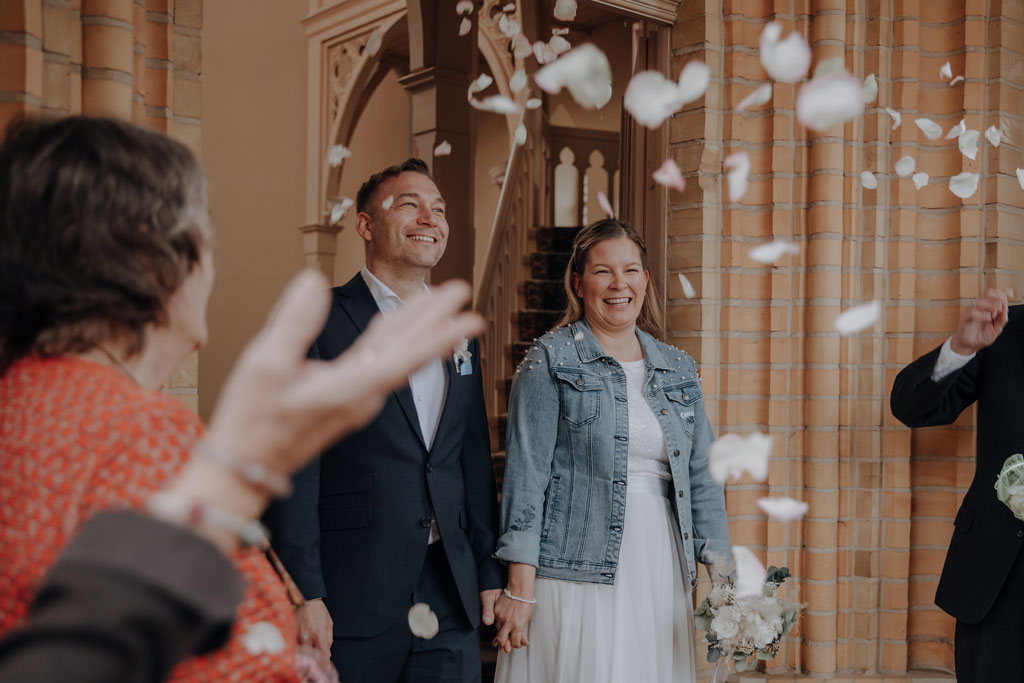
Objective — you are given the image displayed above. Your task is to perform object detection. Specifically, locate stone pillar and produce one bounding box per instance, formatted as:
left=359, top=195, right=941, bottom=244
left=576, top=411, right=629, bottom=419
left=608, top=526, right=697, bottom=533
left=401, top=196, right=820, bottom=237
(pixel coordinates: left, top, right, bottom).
left=299, top=223, right=343, bottom=280
left=80, top=0, right=133, bottom=118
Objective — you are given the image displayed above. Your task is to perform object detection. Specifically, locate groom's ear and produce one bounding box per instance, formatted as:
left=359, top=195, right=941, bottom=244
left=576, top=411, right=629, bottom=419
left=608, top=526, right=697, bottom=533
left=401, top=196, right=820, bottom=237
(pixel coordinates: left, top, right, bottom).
left=354, top=211, right=373, bottom=243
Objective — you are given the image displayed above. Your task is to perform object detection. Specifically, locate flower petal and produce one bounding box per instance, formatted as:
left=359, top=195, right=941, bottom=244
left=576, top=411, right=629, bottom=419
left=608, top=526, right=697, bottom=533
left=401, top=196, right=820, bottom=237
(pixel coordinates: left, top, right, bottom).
left=759, top=22, right=812, bottom=83
left=468, top=73, right=493, bottom=97
left=381, top=195, right=394, bottom=210
left=327, top=144, right=351, bottom=168
left=514, top=124, right=527, bottom=146
left=549, top=35, right=571, bottom=57
left=1017, top=168, right=1024, bottom=190
left=241, top=621, right=286, bottom=655
left=470, top=95, right=521, bottom=114
left=458, top=17, right=472, bottom=37
left=533, top=40, right=557, bottom=64
left=958, top=129, right=979, bottom=160
left=944, top=118, right=965, bottom=140
left=812, top=56, right=846, bottom=79
left=534, top=44, right=612, bottom=110
left=525, top=98, right=542, bottom=110
left=708, top=433, right=772, bottom=484
left=498, top=14, right=519, bottom=38
left=677, top=61, right=710, bottom=104
left=862, top=73, right=877, bottom=103
left=860, top=170, right=878, bottom=189
left=914, top=117, right=943, bottom=140
left=894, top=155, right=915, bottom=178
left=796, top=74, right=865, bottom=132
left=912, top=171, right=929, bottom=190
left=732, top=546, right=768, bottom=599
left=598, top=190, right=613, bottom=217
left=885, top=107, right=902, bottom=130
left=512, top=33, right=532, bottom=59
left=509, top=69, right=527, bottom=93
left=757, top=497, right=810, bottom=522
left=834, top=300, right=881, bottom=335
left=408, top=603, right=440, bottom=639
left=433, top=140, right=452, bottom=156
left=940, top=61, right=952, bottom=80
left=623, top=71, right=686, bottom=128
left=503, top=2, right=515, bottom=11
left=737, top=83, right=772, bottom=112
left=724, top=152, right=751, bottom=203
left=456, top=0, right=474, bottom=15
left=653, top=158, right=686, bottom=192
left=949, top=171, right=980, bottom=199
left=985, top=125, right=1002, bottom=148
left=950, top=75, right=965, bottom=86
left=677, top=273, right=696, bottom=299
left=553, top=0, right=577, bottom=21
left=749, top=239, right=800, bottom=264
left=365, top=28, right=383, bottom=58
left=327, top=197, right=354, bottom=226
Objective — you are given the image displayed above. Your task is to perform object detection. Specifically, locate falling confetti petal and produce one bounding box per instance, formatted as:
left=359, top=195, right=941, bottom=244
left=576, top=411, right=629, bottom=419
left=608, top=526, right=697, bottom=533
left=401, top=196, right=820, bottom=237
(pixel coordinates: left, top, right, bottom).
left=944, top=119, right=965, bottom=140
left=914, top=117, right=943, bottom=140
left=533, top=40, right=558, bottom=64
left=732, top=547, right=768, bottom=599
left=470, top=95, right=521, bottom=114
left=327, top=144, right=351, bottom=167
left=512, top=33, right=532, bottom=59
left=885, top=107, right=902, bottom=130
left=834, top=300, right=881, bottom=335
left=677, top=273, right=696, bottom=299
left=862, top=73, right=878, bottom=103
left=912, top=171, right=929, bottom=190
left=381, top=195, right=394, bottom=210
left=652, top=158, right=686, bottom=192
left=749, top=239, right=800, bottom=264
left=458, top=17, right=472, bottom=36
left=724, top=152, right=751, bottom=203
left=940, top=61, right=952, bottom=80
left=949, top=172, right=980, bottom=199
left=597, top=191, right=613, bottom=217
left=456, top=0, right=474, bottom=15
left=624, top=72, right=688, bottom=128
left=1018, top=169, right=1024, bottom=189
left=509, top=69, right=527, bottom=93
left=573, top=330, right=584, bottom=341
left=985, top=125, right=1002, bottom=147
left=677, top=61, right=711, bottom=104
left=549, top=35, right=571, bottom=56
left=553, top=0, right=577, bottom=21
left=514, top=124, right=527, bottom=146
left=553, top=27, right=569, bottom=36
left=498, top=14, right=520, bottom=38
left=408, top=603, right=439, bottom=639
left=241, top=621, right=286, bottom=655
left=737, top=83, right=772, bottom=112
left=525, top=98, right=542, bottom=109
left=894, top=155, right=915, bottom=178
left=860, top=170, right=878, bottom=189
left=950, top=75, right=964, bottom=86
left=958, top=129, right=979, bottom=160
left=434, top=140, right=452, bottom=156
left=468, top=73, right=493, bottom=96
left=328, top=197, right=354, bottom=226
left=812, top=57, right=845, bottom=79
left=503, top=2, right=515, bottom=10
left=534, top=44, right=612, bottom=110
left=757, top=497, right=810, bottom=522
left=759, top=22, right=812, bottom=83
left=365, top=28, right=383, bottom=58
left=796, top=74, right=865, bottom=132
left=709, top=433, right=772, bottom=484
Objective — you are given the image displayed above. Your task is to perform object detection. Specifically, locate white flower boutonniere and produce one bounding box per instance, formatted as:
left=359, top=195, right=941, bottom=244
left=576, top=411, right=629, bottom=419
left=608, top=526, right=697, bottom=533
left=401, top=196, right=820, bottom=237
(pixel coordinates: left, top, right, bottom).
left=454, top=338, right=472, bottom=375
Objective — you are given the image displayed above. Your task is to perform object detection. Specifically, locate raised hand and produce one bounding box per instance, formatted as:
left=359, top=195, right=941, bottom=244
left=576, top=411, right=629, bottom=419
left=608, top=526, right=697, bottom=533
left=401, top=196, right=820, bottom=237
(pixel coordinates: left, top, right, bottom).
left=950, top=288, right=1013, bottom=355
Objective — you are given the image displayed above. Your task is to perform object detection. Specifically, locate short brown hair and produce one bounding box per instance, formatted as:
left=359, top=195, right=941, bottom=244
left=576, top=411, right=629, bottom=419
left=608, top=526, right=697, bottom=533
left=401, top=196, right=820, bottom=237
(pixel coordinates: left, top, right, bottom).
left=555, top=218, right=664, bottom=337
left=0, top=115, right=210, bottom=374
left=356, top=157, right=430, bottom=215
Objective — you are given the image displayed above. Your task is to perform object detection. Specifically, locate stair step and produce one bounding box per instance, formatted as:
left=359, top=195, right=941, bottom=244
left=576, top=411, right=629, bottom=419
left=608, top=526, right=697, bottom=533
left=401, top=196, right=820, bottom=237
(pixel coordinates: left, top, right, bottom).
left=524, top=279, right=567, bottom=311
left=512, top=341, right=532, bottom=365
left=519, top=310, right=562, bottom=341
left=530, top=252, right=572, bottom=280
left=535, top=225, right=584, bottom=252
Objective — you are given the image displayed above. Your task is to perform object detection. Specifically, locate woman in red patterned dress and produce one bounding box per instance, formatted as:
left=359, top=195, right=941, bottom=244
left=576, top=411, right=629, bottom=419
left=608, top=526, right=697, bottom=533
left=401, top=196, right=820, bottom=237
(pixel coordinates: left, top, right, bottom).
left=0, top=116, right=301, bottom=682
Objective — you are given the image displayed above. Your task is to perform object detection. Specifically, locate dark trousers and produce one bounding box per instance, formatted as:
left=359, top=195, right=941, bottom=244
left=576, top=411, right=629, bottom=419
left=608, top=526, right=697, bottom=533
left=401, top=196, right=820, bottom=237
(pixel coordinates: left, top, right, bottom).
left=954, top=544, right=1024, bottom=682
left=331, top=542, right=481, bottom=683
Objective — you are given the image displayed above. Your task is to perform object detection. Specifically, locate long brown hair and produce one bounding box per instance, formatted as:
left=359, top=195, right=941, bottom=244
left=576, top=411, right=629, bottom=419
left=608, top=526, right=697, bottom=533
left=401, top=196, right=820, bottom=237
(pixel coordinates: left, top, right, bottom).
left=555, top=218, right=664, bottom=336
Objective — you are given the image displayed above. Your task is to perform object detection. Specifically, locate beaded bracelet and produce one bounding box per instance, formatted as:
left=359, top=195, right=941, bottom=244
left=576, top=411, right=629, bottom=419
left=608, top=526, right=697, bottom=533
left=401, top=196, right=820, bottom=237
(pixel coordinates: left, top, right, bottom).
left=193, top=440, right=293, bottom=499
left=503, top=588, right=537, bottom=605
left=148, top=492, right=270, bottom=549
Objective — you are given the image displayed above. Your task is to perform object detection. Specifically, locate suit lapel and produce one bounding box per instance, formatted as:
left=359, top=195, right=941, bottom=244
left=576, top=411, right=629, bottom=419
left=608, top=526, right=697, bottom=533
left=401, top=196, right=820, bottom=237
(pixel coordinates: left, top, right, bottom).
left=429, top=355, right=461, bottom=457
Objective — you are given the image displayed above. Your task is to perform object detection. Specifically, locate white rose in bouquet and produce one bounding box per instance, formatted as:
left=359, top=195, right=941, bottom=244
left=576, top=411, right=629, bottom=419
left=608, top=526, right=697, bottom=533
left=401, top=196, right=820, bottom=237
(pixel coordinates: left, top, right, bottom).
left=711, top=605, right=740, bottom=640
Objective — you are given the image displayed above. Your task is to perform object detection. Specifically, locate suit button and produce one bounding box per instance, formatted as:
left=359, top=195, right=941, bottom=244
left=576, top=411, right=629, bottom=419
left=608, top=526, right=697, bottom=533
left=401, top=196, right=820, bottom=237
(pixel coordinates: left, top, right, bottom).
left=660, top=408, right=668, bottom=415
left=1018, top=530, right=1023, bottom=539
left=426, top=464, right=434, bottom=474
left=419, top=516, right=432, bottom=528
left=673, top=449, right=680, bottom=457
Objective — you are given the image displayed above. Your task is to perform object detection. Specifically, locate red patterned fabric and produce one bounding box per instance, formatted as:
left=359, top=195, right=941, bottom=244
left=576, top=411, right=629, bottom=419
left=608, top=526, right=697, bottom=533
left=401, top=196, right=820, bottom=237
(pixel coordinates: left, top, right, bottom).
left=0, top=356, right=300, bottom=682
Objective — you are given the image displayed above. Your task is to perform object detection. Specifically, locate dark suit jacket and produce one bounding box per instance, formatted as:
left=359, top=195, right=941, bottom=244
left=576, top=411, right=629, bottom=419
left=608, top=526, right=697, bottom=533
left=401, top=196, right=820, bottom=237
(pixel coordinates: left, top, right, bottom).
left=890, top=304, right=1024, bottom=624
left=265, top=273, right=504, bottom=638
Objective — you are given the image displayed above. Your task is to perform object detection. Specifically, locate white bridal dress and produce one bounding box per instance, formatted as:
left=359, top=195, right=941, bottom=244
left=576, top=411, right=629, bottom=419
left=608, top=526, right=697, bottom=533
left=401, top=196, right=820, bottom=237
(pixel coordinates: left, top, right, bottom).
left=495, top=360, right=697, bottom=683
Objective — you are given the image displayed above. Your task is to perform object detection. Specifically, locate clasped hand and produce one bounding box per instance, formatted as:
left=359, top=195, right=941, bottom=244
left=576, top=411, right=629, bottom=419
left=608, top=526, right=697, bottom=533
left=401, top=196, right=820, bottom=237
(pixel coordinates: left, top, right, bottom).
left=950, top=288, right=1013, bottom=355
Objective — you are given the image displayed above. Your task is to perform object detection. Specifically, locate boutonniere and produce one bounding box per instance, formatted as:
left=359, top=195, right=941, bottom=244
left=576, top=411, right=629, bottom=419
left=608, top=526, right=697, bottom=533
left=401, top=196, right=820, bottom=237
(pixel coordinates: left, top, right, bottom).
left=454, top=338, right=472, bottom=375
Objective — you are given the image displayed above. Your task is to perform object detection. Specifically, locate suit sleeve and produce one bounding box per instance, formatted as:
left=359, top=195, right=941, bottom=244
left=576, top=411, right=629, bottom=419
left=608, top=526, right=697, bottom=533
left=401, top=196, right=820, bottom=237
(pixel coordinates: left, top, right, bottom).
left=263, top=339, right=327, bottom=600
left=890, top=342, right=982, bottom=428
left=460, top=338, right=506, bottom=591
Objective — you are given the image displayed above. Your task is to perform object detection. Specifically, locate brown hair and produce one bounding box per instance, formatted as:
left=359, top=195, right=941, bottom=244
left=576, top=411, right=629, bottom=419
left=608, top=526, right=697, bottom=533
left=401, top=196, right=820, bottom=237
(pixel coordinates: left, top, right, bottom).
left=356, top=157, right=431, bottom=215
left=555, top=218, right=664, bottom=336
left=0, top=115, right=210, bottom=374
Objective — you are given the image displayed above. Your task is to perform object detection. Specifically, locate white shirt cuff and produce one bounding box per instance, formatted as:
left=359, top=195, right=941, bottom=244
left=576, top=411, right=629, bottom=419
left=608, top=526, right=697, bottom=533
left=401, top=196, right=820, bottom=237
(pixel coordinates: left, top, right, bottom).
left=931, top=337, right=975, bottom=382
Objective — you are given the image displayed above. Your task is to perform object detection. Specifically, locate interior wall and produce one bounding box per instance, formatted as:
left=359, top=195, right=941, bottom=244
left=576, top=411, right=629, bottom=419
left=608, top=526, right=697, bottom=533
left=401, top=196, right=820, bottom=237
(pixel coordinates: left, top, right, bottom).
left=472, top=107, right=511, bottom=289
left=199, top=0, right=307, bottom=420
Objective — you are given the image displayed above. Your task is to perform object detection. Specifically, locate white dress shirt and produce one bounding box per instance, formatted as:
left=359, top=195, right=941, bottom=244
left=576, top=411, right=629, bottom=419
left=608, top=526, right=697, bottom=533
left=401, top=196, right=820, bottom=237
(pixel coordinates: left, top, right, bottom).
left=931, top=337, right=976, bottom=382
left=362, top=268, right=448, bottom=544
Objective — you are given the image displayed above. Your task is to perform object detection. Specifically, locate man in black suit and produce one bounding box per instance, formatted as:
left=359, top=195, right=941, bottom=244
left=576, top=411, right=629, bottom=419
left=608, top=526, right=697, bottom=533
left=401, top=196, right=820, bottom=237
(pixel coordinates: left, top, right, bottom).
left=891, top=287, right=1021, bottom=682
left=266, top=159, right=504, bottom=682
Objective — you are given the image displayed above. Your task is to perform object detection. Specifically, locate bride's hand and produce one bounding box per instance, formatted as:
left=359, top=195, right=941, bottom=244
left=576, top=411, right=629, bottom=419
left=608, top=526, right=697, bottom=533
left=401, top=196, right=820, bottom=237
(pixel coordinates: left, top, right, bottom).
left=492, top=593, right=532, bottom=652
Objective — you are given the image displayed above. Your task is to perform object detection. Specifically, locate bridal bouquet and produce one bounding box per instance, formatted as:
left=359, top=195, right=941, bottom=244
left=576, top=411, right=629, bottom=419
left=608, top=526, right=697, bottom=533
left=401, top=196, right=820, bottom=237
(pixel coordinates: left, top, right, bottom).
left=995, top=453, right=1024, bottom=521
left=694, top=566, right=800, bottom=675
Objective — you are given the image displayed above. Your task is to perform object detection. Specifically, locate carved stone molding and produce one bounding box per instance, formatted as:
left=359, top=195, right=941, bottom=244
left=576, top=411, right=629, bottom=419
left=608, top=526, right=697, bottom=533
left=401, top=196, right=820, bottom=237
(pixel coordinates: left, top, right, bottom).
left=297, top=223, right=343, bottom=279
left=588, top=0, right=680, bottom=25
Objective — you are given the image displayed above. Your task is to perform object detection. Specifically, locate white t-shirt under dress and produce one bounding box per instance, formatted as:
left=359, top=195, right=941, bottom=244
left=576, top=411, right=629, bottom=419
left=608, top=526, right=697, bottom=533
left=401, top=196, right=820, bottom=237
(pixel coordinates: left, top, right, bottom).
left=495, top=360, right=697, bottom=683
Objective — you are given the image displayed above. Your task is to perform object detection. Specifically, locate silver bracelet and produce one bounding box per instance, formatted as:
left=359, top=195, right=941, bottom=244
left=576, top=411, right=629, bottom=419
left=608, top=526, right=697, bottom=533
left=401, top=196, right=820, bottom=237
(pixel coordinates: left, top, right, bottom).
left=503, top=588, right=537, bottom=605
left=193, top=440, right=293, bottom=499
left=148, top=491, right=270, bottom=549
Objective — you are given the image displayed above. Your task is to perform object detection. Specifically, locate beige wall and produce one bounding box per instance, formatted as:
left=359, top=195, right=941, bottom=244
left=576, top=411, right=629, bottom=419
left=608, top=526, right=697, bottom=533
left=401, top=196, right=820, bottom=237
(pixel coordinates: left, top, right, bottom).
left=199, top=0, right=307, bottom=420
left=472, top=108, right=510, bottom=289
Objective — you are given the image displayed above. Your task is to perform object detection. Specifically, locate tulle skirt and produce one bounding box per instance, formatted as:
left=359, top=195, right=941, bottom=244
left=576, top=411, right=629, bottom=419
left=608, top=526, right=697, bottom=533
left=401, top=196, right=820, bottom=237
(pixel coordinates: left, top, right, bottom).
left=495, top=474, right=697, bottom=683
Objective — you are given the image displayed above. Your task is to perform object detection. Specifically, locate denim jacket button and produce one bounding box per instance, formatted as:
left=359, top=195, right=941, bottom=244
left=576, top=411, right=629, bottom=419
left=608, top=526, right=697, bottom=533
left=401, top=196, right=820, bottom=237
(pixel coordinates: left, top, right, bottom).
left=660, top=408, right=668, bottom=415
left=603, top=573, right=614, bottom=578
left=612, top=526, right=622, bottom=532
left=576, top=377, right=583, bottom=386
left=677, top=490, right=685, bottom=498
left=684, top=532, right=689, bottom=540
left=673, top=449, right=680, bottom=457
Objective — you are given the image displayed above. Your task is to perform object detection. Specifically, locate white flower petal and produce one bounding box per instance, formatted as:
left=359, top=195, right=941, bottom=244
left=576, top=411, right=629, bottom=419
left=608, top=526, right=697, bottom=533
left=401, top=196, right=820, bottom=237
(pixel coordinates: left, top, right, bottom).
left=749, top=239, right=800, bottom=264
left=677, top=61, right=710, bottom=104
left=885, top=107, right=902, bottom=130
left=912, top=171, right=929, bottom=190
left=327, top=197, right=354, bottom=226
left=813, top=56, right=846, bottom=79
left=525, top=98, right=542, bottom=110
left=944, top=119, right=965, bottom=140
left=365, top=27, right=383, bottom=58
left=708, top=432, right=772, bottom=484
left=468, top=73, right=493, bottom=97
left=950, top=75, right=965, bottom=86
left=433, top=140, right=452, bottom=156
left=553, top=0, right=577, bottom=21
left=1017, top=168, right=1024, bottom=190
left=458, top=17, right=472, bottom=37
left=757, top=496, right=810, bottom=522
left=652, top=158, right=686, bottom=192
left=503, top=3, right=515, bottom=11
left=985, top=125, right=1002, bottom=148
left=498, top=14, right=520, bottom=38
left=940, top=61, right=952, bottom=80
left=533, top=40, right=558, bottom=65
left=958, top=129, right=979, bottom=160
left=598, top=190, right=613, bottom=217
left=894, top=155, right=915, bottom=178
left=456, top=0, right=474, bottom=15
left=949, top=171, right=980, bottom=199
left=381, top=195, right=394, bottom=210
left=552, top=27, right=569, bottom=36
left=509, top=69, right=527, bottom=93
left=737, top=83, right=772, bottom=112
left=623, top=71, right=687, bottom=128
left=862, top=73, right=877, bottom=103
left=512, top=33, right=532, bottom=59
left=860, top=170, right=878, bottom=189
left=796, top=74, right=865, bottom=132
left=677, top=273, right=696, bottom=299
left=470, top=95, right=521, bottom=114
left=732, top=546, right=768, bottom=599
left=724, top=152, right=751, bottom=202
left=241, top=621, right=286, bottom=655
left=534, top=44, right=612, bottom=110
left=759, top=22, right=812, bottom=83
left=408, top=603, right=439, bottom=639
left=914, top=117, right=943, bottom=140
left=327, top=144, right=351, bottom=168
left=514, top=123, right=527, bottom=146
left=548, top=35, right=571, bottom=57
left=834, top=300, right=881, bottom=335
left=573, top=330, right=584, bottom=341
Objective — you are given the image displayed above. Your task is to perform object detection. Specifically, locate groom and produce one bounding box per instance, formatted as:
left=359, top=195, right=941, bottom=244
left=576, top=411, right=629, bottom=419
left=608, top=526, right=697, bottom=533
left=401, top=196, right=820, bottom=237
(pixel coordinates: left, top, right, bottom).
left=266, top=159, right=504, bottom=682
left=890, top=287, right=1021, bottom=682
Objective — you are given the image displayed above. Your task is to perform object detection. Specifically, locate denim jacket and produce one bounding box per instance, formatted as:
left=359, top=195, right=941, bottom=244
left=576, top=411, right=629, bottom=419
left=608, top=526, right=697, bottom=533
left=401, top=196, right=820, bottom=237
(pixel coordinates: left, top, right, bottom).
left=495, top=320, right=730, bottom=590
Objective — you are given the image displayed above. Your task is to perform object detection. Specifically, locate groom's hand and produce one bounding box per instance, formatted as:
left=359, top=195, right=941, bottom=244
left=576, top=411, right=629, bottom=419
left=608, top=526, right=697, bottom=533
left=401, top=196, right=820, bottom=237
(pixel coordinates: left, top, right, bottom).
left=951, top=288, right=1013, bottom=355
left=296, top=598, right=333, bottom=656
left=480, top=589, right=502, bottom=626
